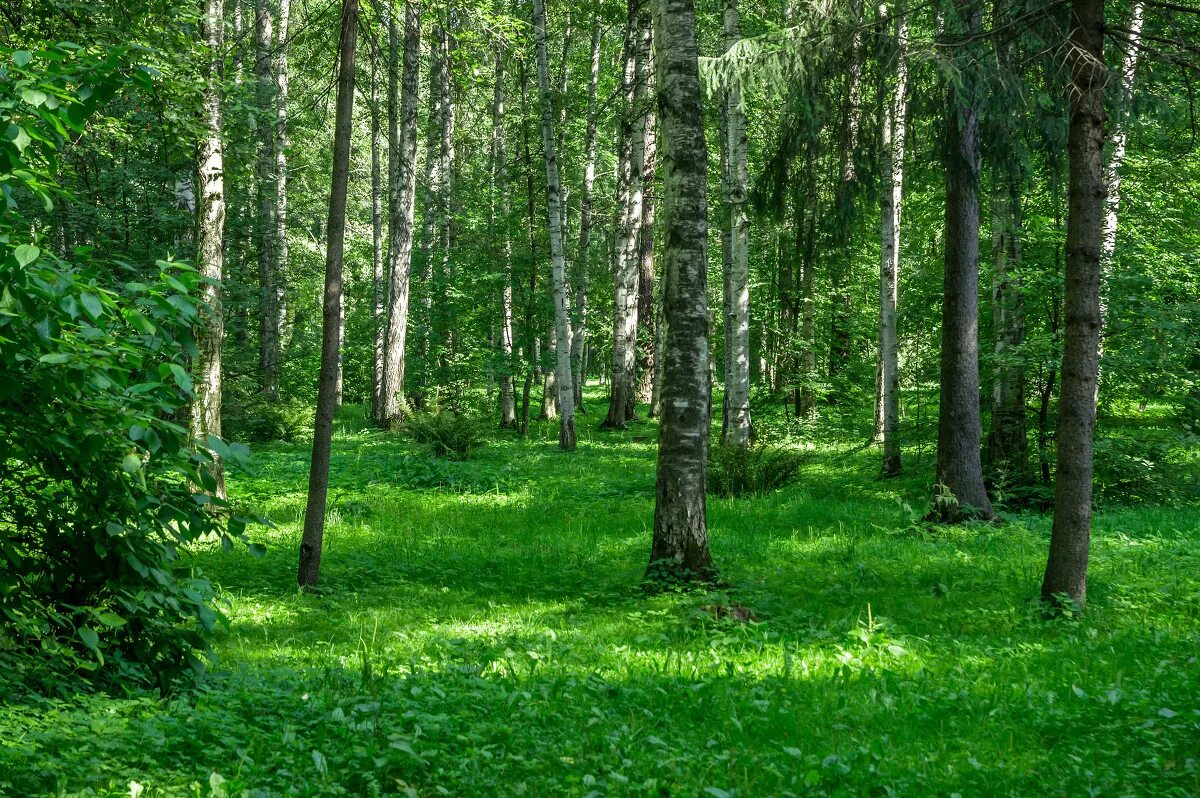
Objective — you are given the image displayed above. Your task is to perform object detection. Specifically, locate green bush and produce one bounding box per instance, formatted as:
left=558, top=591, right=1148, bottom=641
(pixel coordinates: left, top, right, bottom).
left=223, top=386, right=314, bottom=443
left=708, top=443, right=805, bottom=498
left=405, top=411, right=485, bottom=461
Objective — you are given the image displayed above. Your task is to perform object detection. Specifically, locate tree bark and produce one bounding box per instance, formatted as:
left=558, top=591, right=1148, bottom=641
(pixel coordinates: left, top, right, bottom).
left=986, top=168, right=1029, bottom=474
left=255, top=0, right=283, bottom=401
left=380, top=0, right=421, bottom=428
left=635, top=29, right=658, bottom=407
left=602, top=2, right=646, bottom=430
left=1042, top=0, right=1105, bottom=606
left=647, top=0, right=715, bottom=583
left=493, top=35, right=518, bottom=428
left=533, top=0, right=577, bottom=450
left=931, top=0, right=994, bottom=521
left=370, top=19, right=384, bottom=420
left=720, top=0, right=751, bottom=451
left=572, top=16, right=602, bottom=413
left=192, top=0, right=227, bottom=500
left=877, top=4, right=908, bottom=476
left=298, top=0, right=357, bottom=589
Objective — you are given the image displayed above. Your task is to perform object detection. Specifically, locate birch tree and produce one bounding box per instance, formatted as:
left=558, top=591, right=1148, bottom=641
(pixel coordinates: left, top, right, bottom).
left=191, top=0, right=227, bottom=499
left=647, top=0, right=715, bottom=583
left=533, top=0, right=577, bottom=450
left=493, top=34, right=518, bottom=428
left=572, top=16, right=602, bottom=412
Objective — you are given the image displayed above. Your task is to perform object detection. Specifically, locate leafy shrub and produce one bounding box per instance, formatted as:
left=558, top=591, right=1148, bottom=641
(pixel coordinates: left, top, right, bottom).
left=405, top=411, right=485, bottom=460
left=1093, top=433, right=1200, bottom=507
left=708, top=443, right=805, bottom=497
left=223, top=386, right=314, bottom=443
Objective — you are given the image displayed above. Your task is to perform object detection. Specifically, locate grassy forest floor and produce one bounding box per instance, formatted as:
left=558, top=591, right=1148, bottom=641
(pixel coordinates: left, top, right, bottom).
left=4, top=391, right=1200, bottom=796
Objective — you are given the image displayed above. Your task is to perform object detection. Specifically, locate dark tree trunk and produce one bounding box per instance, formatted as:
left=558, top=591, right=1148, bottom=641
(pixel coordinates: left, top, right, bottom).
left=298, top=0, right=357, bottom=589
left=1042, top=0, right=1105, bottom=607
left=646, top=0, right=716, bottom=583
left=930, top=0, right=994, bottom=522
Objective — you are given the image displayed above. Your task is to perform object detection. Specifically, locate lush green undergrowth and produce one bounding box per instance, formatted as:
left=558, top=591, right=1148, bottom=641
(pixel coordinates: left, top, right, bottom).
left=4, top=397, right=1200, bottom=796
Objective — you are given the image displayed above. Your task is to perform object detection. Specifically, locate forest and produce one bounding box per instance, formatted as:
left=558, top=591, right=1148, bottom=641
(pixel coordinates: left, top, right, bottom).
left=2, top=0, right=1199, bottom=793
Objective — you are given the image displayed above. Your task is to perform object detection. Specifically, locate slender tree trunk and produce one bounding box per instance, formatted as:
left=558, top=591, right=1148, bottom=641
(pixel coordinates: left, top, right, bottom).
left=370, top=22, right=384, bottom=420
left=1097, top=0, right=1144, bottom=387
left=986, top=168, right=1029, bottom=474
left=1042, top=0, right=1105, bottom=606
left=436, top=20, right=456, bottom=386
left=602, top=3, right=645, bottom=430
left=493, top=36, right=518, bottom=428
left=931, top=0, right=994, bottom=521
left=720, top=0, right=751, bottom=450
left=877, top=4, right=908, bottom=476
left=796, top=157, right=818, bottom=417
left=573, top=16, right=602, bottom=413
left=635, top=33, right=658, bottom=407
left=192, top=0, right=227, bottom=499
left=648, top=283, right=665, bottom=417
left=533, top=0, right=577, bottom=450
left=647, top=0, right=715, bottom=583
left=380, top=0, right=421, bottom=428
left=255, top=0, right=282, bottom=400
left=274, top=0, right=290, bottom=369
left=298, top=0, right=357, bottom=588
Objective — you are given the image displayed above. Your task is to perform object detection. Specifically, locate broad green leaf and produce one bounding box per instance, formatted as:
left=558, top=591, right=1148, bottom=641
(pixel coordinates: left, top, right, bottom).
left=78, top=626, right=99, bottom=650
left=13, top=244, right=40, bottom=267
left=80, top=292, right=103, bottom=320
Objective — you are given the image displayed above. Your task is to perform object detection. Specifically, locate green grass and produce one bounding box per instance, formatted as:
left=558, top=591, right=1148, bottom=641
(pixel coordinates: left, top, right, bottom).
left=4, top=396, right=1200, bottom=797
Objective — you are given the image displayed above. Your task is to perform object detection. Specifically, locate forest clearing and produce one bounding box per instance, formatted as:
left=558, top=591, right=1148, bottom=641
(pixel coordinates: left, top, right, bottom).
left=2, top=0, right=1200, bottom=794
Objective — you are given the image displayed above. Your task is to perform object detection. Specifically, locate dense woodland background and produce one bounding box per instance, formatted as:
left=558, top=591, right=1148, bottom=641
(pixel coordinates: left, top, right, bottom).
left=2, top=0, right=1200, bottom=793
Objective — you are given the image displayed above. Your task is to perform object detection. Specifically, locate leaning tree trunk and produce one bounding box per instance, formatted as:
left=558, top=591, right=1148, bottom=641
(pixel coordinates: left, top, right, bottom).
left=931, top=0, right=994, bottom=522
left=572, top=16, right=602, bottom=413
left=1097, top=0, right=1144, bottom=387
left=298, top=0, right=357, bottom=589
left=602, top=3, right=646, bottom=430
left=720, top=0, right=751, bottom=450
left=1041, top=0, right=1105, bottom=607
left=192, top=0, right=227, bottom=500
left=533, top=0, right=577, bottom=450
left=493, top=37, right=518, bottom=428
left=877, top=3, right=908, bottom=476
left=380, top=0, right=421, bottom=428
left=647, top=0, right=716, bottom=583
left=255, top=0, right=283, bottom=400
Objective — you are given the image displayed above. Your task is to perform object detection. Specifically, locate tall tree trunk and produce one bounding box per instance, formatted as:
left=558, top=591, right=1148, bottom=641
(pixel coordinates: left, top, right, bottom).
left=827, top=0, right=864, bottom=392
left=437, top=20, right=457, bottom=387
left=1097, top=0, right=1144, bottom=386
left=380, top=0, right=421, bottom=428
left=986, top=168, right=1029, bottom=474
left=635, top=33, right=658, bottom=407
left=931, top=0, right=994, bottom=521
left=796, top=152, right=818, bottom=417
left=533, top=0, right=577, bottom=450
left=192, top=0, right=227, bottom=500
left=602, top=2, right=646, bottom=430
left=1042, top=0, right=1105, bottom=606
left=255, top=0, right=282, bottom=400
left=572, top=17, right=602, bottom=413
left=720, top=0, right=751, bottom=450
left=370, top=20, right=384, bottom=421
left=647, top=0, right=715, bottom=583
left=877, top=4, right=908, bottom=476
left=493, top=36, right=518, bottom=428
left=274, top=0, right=290, bottom=371
left=298, top=0, right=357, bottom=588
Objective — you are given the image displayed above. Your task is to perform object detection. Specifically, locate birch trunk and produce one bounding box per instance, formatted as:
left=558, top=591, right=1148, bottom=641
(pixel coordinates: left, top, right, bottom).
left=533, top=0, right=577, bottom=450
left=635, top=29, right=658, bottom=407
left=370, top=23, right=384, bottom=420
left=298, top=0, right=357, bottom=588
left=493, top=38, right=518, bottom=428
left=192, top=0, right=227, bottom=499
left=380, top=0, right=421, bottom=428
left=572, top=16, right=602, bottom=412
left=720, top=0, right=751, bottom=450
left=647, top=0, right=715, bottom=583
left=1097, top=0, right=1144, bottom=385
left=255, top=0, right=282, bottom=400
left=931, top=0, right=994, bottom=521
left=1042, top=0, right=1105, bottom=606
left=877, top=5, right=908, bottom=476
left=602, top=3, right=645, bottom=430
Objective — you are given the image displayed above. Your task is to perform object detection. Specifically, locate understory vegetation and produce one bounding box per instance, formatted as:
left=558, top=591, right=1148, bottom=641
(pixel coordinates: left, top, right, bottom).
left=3, top=395, right=1199, bottom=797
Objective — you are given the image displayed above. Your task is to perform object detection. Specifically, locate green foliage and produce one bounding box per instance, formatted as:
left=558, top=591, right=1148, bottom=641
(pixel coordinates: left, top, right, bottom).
left=405, top=410, right=485, bottom=461
left=708, top=442, right=804, bottom=497
left=222, top=383, right=314, bottom=443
